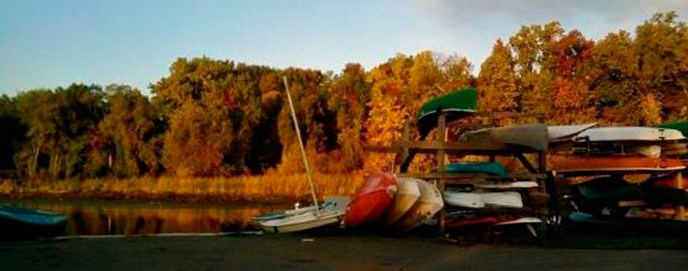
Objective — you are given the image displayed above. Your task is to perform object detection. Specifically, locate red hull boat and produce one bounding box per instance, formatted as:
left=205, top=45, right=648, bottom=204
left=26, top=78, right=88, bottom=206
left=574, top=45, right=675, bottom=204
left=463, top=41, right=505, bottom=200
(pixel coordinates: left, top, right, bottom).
left=344, top=172, right=397, bottom=228
left=550, top=155, right=685, bottom=174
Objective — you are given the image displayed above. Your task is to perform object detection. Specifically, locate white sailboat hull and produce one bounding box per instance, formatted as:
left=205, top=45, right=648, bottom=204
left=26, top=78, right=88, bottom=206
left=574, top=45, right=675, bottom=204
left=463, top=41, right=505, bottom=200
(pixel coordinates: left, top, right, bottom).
left=260, top=210, right=342, bottom=233
left=382, top=177, right=421, bottom=226
left=394, top=179, right=444, bottom=231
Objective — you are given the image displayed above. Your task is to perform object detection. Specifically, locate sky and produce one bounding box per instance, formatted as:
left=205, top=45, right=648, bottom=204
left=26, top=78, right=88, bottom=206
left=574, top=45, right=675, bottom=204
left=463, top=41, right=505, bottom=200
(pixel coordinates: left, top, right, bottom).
left=1, top=0, right=687, bottom=95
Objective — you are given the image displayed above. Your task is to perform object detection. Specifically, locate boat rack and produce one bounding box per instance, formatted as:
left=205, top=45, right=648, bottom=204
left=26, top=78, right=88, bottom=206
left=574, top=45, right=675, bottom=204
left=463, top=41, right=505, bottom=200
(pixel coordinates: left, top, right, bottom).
left=364, top=112, right=560, bottom=232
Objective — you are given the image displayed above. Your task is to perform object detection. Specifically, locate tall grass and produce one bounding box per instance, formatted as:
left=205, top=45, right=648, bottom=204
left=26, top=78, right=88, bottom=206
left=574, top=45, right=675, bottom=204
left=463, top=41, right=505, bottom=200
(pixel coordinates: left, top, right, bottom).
left=0, top=172, right=365, bottom=204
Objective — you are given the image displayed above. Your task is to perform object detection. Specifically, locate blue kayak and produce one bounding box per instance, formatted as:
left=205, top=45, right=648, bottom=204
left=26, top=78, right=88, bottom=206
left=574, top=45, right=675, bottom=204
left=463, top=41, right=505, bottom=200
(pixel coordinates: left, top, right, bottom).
left=0, top=205, right=67, bottom=239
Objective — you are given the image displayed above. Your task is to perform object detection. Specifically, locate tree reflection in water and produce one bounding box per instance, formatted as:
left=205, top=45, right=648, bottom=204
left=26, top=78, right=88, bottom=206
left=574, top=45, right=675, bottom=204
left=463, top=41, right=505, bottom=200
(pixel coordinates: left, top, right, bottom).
left=9, top=200, right=276, bottom=235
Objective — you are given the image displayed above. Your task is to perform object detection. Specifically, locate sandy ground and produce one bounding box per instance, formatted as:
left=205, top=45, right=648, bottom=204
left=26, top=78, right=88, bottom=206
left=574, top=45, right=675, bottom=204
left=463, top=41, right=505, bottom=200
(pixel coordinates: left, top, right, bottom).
left=1, top=233, right=686, bottom=271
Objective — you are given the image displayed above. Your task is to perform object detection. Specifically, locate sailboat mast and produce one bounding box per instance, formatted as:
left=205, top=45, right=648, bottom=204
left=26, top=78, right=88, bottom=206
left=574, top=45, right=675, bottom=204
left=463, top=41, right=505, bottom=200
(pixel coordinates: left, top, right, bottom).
left=282, top=76, right=320, bottom=213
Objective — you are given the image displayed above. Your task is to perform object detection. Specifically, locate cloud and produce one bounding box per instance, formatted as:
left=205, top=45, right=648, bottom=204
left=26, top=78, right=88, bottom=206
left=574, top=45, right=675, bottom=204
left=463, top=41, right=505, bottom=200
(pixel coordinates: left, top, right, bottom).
left=415, top=0, right=688, bottom=34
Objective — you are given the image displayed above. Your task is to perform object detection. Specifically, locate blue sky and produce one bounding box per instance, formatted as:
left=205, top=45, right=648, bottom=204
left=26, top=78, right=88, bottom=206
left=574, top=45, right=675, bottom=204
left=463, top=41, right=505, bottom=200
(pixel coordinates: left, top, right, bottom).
left=1, top=0, right=686, bottom=95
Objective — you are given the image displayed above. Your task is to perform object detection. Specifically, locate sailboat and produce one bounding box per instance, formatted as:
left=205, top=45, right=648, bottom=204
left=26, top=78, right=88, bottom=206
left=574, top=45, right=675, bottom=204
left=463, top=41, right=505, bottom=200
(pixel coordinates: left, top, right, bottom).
left=258, top=77, right=346, bottom=233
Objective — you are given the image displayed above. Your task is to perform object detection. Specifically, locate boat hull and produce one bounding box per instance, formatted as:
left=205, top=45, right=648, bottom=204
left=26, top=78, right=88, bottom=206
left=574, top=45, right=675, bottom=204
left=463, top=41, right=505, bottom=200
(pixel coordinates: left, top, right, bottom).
left=394, top=179, right=444, bottom=231
left=0, top=206, right=67, bottom=239
left=443, top=192, right=484, bottom=208
left=381, top=177, right=421, bottom=226
left=460, top=124, right=548, bottom=151
left=443, top=191, right=523, bottom=209
left=551, top=155, right=685, bottom=174
left=548, top=123, right=597, bottom=142
left=260, top=210, right=341, bottom=233
left=344, top=172, right=397, bottom=228
left=574, top=127, right=686, bottom=142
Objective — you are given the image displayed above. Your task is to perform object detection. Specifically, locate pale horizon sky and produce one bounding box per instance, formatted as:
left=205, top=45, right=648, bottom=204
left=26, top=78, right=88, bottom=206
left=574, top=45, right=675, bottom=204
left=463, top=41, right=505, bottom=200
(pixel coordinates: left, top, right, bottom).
left=1, top=0, right=687, bottom=95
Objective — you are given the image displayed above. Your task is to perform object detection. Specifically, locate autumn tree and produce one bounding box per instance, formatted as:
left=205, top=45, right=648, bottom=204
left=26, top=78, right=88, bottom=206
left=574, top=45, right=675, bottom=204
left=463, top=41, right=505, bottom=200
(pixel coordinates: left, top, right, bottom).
left=153, top=58, right=274, bottom=176
left=509, top=22, right=564, bottom=122
left=546, top=30, right=596, bottom=123
left=590, top=31, right=640, bottom=124
left=84, top=84, right=163, bottom=177
left=276, top=68, right=339, bottom=173
left=327, top=63, right=370, bottom=171
left=634, top=11, right=688, bottom=123
left=478, top=39, right=518, bottom=125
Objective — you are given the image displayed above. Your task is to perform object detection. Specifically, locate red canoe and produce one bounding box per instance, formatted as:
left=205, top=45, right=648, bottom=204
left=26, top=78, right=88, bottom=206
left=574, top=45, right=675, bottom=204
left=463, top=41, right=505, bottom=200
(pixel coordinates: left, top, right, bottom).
left=550, top=155, right=686, bottom=174
left=445, top=216, right=500, bottom=230
left=344, top=172, right=397, bottom=228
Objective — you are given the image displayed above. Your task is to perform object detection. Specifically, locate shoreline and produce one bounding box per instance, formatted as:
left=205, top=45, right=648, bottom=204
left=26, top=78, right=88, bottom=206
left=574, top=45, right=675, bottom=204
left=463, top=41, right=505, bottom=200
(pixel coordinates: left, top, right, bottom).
left=1, top=234, right=686, bottom=271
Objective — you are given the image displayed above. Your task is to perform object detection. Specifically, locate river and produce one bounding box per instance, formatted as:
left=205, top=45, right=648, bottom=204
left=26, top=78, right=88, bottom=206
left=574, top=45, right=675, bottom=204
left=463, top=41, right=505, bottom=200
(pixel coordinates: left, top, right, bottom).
left=3, top=199, right=285, bottom=235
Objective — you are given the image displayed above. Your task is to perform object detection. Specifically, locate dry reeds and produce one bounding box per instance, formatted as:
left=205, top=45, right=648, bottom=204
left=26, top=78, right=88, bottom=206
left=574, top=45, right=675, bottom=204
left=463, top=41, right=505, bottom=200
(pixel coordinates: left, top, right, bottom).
left=0, top=172, right=365, bottom=204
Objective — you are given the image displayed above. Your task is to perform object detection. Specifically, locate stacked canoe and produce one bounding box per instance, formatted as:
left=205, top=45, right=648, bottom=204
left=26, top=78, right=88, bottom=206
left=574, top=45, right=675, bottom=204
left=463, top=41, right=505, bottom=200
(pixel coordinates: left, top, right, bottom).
left=441, top=162, right=542, bottom=236
left=547, top=124, right=688, bottom=225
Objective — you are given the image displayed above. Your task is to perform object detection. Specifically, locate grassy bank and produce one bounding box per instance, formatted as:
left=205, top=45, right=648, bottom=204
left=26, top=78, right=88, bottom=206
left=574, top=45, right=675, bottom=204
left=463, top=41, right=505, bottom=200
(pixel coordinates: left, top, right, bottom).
left=0, top=172, right=365, bottom=204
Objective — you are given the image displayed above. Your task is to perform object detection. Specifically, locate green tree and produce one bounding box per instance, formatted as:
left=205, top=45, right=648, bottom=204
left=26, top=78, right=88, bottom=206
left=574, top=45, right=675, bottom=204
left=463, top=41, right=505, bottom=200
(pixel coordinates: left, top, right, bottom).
left=0, top=95, right=25, bottom=172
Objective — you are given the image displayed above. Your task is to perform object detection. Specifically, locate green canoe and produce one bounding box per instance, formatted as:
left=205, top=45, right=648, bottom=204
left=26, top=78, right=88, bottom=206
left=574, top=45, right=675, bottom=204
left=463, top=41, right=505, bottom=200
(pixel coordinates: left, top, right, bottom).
left=657, top=120, right=688, bottom=136
left=417, top=88, right=477, bottom=138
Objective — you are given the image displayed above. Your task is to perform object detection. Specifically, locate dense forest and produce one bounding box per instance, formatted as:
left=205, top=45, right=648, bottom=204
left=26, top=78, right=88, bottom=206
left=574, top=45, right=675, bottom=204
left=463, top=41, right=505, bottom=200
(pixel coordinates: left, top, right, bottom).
left=1, top=12, right=686, bottom=180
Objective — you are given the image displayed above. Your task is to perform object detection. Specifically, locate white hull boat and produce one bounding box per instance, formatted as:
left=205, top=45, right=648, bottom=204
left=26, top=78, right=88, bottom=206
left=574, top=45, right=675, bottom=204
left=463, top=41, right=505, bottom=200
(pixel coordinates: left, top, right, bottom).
left=394, top=178, right=444, bottom=231
left=443, top=191, right=484, bottom=208
left=474, top=181, right=538, bottom=189
left=260, top=208, right=343, bottom=233
left=480, top=191, right=523, bottom=208
left=548, top=123, right=597, bottom=142
left=253, top=197, right=349, bottom=222
left=382, top=177, right=421, bottom=226
left=575, top=127, right=686, bottom=142
left=443, top=191, right=524, bottom=209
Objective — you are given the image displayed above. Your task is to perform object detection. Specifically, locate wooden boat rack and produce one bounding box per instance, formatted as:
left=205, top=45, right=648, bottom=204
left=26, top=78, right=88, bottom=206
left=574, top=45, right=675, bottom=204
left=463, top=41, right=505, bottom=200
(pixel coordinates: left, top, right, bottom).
left=364, top=111, right=560, bottom=232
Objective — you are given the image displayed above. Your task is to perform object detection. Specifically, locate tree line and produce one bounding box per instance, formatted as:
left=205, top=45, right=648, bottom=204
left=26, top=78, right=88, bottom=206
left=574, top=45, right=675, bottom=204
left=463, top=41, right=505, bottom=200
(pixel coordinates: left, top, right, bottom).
left=0, top=12, right=686, bottom=179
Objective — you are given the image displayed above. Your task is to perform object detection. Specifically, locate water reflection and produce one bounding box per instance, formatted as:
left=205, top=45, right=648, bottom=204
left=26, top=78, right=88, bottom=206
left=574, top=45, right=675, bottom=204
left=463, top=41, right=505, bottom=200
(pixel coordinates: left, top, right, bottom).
left=6, top=200, right=279, bottom=236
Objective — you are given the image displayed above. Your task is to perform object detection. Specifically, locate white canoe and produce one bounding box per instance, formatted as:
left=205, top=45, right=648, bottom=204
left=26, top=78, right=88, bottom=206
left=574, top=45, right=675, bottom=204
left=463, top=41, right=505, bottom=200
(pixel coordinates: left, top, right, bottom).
left=575, top=127, right=686, bottom=142
left=480, top=192, right=523, bottom=208
left=474, top=181, right=539, bottom=189
left=548, top=123, right=597, bottom=142
left=394, top=178, right=444, bottom=231
left=443, top=191, right=484, bottom=208
left=381, top=177, right=421, bottom=226
left=260, top=209, right=343, bottom=233
left=494, top=217, right=542, bottom=225
left=443, top=191, right=524, bottom=209
left=460, top=124, right=549, bottom=151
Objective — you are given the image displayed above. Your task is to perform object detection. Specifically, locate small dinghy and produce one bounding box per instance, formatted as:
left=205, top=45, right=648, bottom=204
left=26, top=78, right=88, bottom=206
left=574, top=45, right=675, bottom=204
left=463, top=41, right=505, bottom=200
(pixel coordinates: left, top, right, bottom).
left=0, top=205, right=67, bottom=239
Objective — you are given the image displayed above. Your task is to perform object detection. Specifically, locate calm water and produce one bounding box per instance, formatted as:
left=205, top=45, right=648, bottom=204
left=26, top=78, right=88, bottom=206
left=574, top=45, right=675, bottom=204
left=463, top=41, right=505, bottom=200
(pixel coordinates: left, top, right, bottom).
left=3, top=199, right=282, bottom=236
